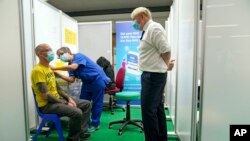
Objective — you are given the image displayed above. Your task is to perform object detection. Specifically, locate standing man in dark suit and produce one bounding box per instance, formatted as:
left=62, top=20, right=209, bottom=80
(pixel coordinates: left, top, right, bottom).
left=131, top=7, right=174, bottom=141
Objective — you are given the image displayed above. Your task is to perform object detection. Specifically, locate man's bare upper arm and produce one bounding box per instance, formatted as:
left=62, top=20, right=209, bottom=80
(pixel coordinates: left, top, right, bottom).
left=56, top=82, right=62, bottom=91
left=36, top=82, right=48, bottom=93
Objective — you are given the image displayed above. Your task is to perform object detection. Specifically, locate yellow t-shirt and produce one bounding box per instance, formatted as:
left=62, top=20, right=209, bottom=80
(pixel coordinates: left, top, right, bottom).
left=31, top=64, right=60, bottom=107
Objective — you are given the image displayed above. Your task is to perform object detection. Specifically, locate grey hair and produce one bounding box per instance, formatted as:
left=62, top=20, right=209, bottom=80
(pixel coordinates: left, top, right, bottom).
left=57, top=47, right=72, bottom=54
left=131, top=7, right=152, bottom=20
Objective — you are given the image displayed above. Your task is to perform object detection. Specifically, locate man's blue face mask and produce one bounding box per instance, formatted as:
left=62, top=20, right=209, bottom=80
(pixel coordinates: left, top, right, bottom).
left=60, top=53, right=68, bottom=62
left=46, top=51, right=54, bottom=62
left=133, top=21, right=140, bottom=30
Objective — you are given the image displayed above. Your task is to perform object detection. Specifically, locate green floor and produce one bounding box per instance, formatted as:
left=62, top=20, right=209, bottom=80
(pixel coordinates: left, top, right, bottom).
left=31, top=107, right=179, bottom=141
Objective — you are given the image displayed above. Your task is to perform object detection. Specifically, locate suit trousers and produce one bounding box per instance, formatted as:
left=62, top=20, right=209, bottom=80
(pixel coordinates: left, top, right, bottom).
left=141, top=71, right=168, bottom=141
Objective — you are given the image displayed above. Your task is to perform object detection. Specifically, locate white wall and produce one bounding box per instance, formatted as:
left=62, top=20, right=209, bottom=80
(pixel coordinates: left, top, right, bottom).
left=34, top=0, right=61, bottom=51
left=200, top=0, right=250, bottom=140
left=24, top=0, right=37, bottom=129
left=174, top=0, right=199, bottom=141
left=78, top=21, right=112, bottom=62
left=0, top=0, right=28, bottom=141
left=167, top=4, right=179, bottom=127
left=61, top=13, right=79, bottom=53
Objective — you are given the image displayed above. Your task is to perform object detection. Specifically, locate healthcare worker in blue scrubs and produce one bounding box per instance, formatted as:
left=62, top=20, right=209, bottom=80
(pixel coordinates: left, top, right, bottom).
left=53, top=47, right=110, bottom=132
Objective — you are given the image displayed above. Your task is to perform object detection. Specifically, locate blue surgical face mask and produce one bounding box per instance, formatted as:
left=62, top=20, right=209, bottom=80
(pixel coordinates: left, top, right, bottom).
left=133, top=21, right=140, bottom=30
left=46, top=51, right=54, bottom=62
left=60, top=53, right=68, bottom=62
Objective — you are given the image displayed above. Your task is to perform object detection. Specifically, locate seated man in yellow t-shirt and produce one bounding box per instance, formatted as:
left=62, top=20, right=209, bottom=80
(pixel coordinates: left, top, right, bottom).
left=31, top=43, right=91, bottom=141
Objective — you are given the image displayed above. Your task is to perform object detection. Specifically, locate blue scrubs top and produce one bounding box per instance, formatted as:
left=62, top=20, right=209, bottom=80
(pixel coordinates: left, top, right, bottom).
left=69, top=53, right=110, bottom=86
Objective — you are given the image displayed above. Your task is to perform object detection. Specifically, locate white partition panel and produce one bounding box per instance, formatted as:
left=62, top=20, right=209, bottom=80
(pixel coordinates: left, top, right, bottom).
left=176, top=0, right=198, bottom=141
left=34, top=0, right=61, bottom=52
left=0, top=0, right=27, bottom=141
left=23, top=0, right=36, bottom=129
left=200, top=0, right=250, bottom=141
left=197, top=21, right=203, bottom=87
left=167, top=3, right=179, bottom=127
left=165, top=20, right=171, bottom=108
left=61, top=13, right=79, bottom=53
left=78, top=22, right=112, bottom=62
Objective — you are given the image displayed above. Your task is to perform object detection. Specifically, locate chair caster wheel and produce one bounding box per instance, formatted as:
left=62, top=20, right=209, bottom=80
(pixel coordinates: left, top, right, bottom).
left=109, top=125, right=112, bottom=129
left=118, top=131, right=122, bottom=135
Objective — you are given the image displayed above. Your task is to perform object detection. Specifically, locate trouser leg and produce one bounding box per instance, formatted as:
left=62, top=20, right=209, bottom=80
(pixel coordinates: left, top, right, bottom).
left=90, top=82, right=105, bottom=126
left=80, top=82, right=105, bottom=127
left=141, top=72, right=167, bottom=141
left=157, top=102, right=168, bottom=141
left=74, top=98, right=92, bottom=132
left=41, top=103, right=83, bottom=139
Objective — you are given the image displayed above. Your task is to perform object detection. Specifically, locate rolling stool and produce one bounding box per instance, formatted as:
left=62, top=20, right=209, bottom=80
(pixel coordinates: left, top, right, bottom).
left=109, top=91, right=143, bottom=135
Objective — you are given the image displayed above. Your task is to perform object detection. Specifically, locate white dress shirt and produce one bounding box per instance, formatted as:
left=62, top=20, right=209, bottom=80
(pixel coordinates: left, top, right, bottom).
left=139, top=20, right=171, bottom=73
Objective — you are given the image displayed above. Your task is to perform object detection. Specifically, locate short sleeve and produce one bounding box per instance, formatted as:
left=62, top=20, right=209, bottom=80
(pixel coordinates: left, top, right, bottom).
left=151, top=25, right=171, bottom=53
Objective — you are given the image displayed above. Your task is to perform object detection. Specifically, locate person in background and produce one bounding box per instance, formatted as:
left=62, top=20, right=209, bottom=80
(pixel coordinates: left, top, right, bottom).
left=131, top=7, right=175, bottom=141
left=31, top=43, right=91, bottom=141
left=52, top=47, right=110, bottom=132
left=96, top=56, right=116, bottom=90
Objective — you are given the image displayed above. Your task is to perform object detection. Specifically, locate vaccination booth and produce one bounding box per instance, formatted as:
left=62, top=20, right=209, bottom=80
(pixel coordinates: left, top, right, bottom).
left=2, top=0, right=250, bottom=141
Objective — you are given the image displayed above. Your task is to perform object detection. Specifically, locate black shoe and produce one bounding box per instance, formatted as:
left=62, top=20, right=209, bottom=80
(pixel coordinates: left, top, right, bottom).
left=66, top=137, right=78, bottom=141
left=80, top=132, right=91, bottom=140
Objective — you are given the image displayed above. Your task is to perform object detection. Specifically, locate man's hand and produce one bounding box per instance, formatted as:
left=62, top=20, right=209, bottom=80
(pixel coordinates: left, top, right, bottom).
left=67, top=102, right=74, bottom=107
left=67, top=97, right=76, bottom=107
left=50, top=65, right=56, bottom=70
left=167, top=59, right=175, bottom=71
